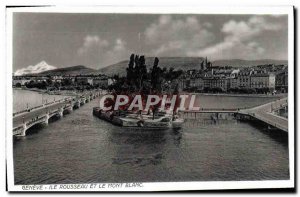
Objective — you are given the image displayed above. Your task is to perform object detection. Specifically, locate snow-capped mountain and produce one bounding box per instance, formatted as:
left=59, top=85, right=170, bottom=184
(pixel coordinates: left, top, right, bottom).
left=14, top=61, right=57, bottom=76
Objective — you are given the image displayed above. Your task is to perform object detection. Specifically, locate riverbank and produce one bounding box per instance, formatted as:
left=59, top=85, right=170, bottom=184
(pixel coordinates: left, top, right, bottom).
left=13, top=88, right=103, bottom=114
left=13, top=89, right=72, bottom=114
left=14, top=87, right=82, bottom=97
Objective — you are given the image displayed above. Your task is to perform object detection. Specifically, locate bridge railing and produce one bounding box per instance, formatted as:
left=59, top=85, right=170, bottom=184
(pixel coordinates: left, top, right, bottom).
left=13, top=110, right=28, bottom=116
left=49, top=110, right=59, bottom=116
left=271, top=102, right=288, bottom=111
left=179, top=108, right=242, bottom=113
left=13, top=125, right=23, bottom=131
left=251, top=113, right=288, bottom=132
left=13, top=98, right=71, bottom=117
left=26, top=116, right=47, bottom=127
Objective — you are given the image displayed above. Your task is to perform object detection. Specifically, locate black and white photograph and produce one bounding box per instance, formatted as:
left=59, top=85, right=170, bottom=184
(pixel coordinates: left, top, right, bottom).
left=6, top=6, right=294, bottom=191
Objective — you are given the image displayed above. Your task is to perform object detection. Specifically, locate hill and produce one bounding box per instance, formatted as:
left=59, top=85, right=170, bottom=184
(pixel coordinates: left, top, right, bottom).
left=212, top=59, right=288, bottom=67
left=96, top=57, right=205, bottom=76
left=23, top=58, right=287, bottom=77
left=96, top=57, right=288, bottom=76
left=37, top=65, right=96, bottom=76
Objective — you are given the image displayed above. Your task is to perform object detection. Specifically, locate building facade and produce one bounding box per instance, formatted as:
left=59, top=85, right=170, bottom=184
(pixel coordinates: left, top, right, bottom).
left=275, top=67, right=288, bottom=93
left=250, top=73, right=276, bottom=91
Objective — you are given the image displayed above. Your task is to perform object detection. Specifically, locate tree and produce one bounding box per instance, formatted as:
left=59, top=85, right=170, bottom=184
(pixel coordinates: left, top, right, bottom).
left=46, top=78, right=53, bottom=86
left=54, top=82, right=61, bottom=90
left=25, top=80, right=35, bottom=88
left=113, top=74, right=119, bottom=81
left=151, top=57, right=162, bottom=92
left=126, top=53, right=135, bottom=86
left=62, top=78, right=72, bottom=86
left=136, top=55, right=147, bottom=90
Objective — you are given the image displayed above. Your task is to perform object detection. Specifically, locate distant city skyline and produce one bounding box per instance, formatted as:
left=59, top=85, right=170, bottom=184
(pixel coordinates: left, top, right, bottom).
left=13, top=13, right=288, bottom=74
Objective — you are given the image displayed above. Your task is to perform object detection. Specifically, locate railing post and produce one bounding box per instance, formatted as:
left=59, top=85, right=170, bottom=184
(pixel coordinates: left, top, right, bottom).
left=44, top=114, right=49, bottom=125
left=20, top=123, right=27, bottom=136
left=58, top=108, right=64, bottom=118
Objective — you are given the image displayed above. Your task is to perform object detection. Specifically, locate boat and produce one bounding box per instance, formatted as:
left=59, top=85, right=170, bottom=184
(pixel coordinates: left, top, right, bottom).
left=93, top=107, right=184, bottom=129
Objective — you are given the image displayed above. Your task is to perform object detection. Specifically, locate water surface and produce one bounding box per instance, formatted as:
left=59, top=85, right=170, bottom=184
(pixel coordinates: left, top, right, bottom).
left=13, top=90, right=289, bottom=184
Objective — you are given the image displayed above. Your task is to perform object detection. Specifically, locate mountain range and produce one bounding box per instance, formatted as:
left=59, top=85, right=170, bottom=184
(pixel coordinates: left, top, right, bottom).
left=15, top=58, right=288, bottom=77
left=37, top=65, right=96, bottom=76
left=14, top=61, right=57, bottom=76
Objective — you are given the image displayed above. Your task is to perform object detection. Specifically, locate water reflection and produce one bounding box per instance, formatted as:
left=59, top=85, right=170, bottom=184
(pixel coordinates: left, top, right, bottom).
left=183, top=119, right=238, bottom=128
left=109, top=128, right=168, bottom=145
left=108, top=129, right=169, bottom=167
left=245, top=121, right=288, bottom=147
left=171, top=129, right=183, bottom=146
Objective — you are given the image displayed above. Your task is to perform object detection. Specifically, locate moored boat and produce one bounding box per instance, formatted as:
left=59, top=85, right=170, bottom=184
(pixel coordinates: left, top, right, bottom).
left=92, top=107, right=184, bottom=129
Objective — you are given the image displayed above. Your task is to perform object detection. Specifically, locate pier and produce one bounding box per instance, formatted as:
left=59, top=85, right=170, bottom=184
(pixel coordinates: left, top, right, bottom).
left=13, top=92, right=101, bottom=136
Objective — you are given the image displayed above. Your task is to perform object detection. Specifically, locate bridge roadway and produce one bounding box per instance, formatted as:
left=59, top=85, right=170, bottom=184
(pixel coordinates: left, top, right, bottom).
left=13, top=91, right=101, bottom=136
left=238, top=97, right=288, bottom=132
left=13, top=101, right=69, bottom=127
left=179, top=97, right=288, bottom=132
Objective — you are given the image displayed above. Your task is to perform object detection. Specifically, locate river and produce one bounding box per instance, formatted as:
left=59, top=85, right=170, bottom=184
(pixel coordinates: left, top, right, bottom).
left=13, top=90, right=289, bottom=184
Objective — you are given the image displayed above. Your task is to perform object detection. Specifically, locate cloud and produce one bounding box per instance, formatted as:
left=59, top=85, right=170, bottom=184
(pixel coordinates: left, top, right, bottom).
left=104, top=38, right=128, bottom=63
left=77, top=35, right=128, bottom=68
left=270, top=14, right=287, bottom=18
left=113, top=39, right=126, bottom=51
left=78, top=35, right=109, bottom=55
left=188, top=16, right=283, bottom=59
left=14, top=61, right=56, bottom=76
left=144, top=15, right=214, bottom=56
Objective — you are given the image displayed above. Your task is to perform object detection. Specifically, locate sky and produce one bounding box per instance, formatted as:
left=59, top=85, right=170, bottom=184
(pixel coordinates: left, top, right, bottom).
left=12, top=13, right=288, bottom=73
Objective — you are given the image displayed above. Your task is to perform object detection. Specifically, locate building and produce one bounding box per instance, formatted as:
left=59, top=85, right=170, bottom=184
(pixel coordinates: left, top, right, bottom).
left=203, top=76, right=230, bottom=92
left=175, top=64, right=285, bottom=93
left=52, top=76, right=64, bottom=83
left=85, top=75, right=114, bottom=88
left=275, top=67, right=288, bottom=93
left=75, top=76, right=89, bottom=85
left=229, top=77, right=239, bottom=89
left=200, top=57, right=212, bottom=70
left=12, top=78, right=30, bottom=86
left=92, top=77, right=108, bottom=87
left=87, top=78, right=94, bottom=85
left=178, top=75, right=187, bottom=90
left=238, top=68, right=254, bottom=89
left=190, top=73, right=205, bottom=90
left=108, top=78, right=115, bottom=86
left=250, top=72, right=276, bottom=91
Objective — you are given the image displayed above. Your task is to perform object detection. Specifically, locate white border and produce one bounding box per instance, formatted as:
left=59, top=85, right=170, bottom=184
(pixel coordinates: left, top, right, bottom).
left=6, top=6, right=295, bottom=191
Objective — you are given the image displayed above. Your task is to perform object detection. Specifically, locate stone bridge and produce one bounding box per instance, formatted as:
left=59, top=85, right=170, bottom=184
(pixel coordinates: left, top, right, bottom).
left=13, top=92, right=101, bottom=136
